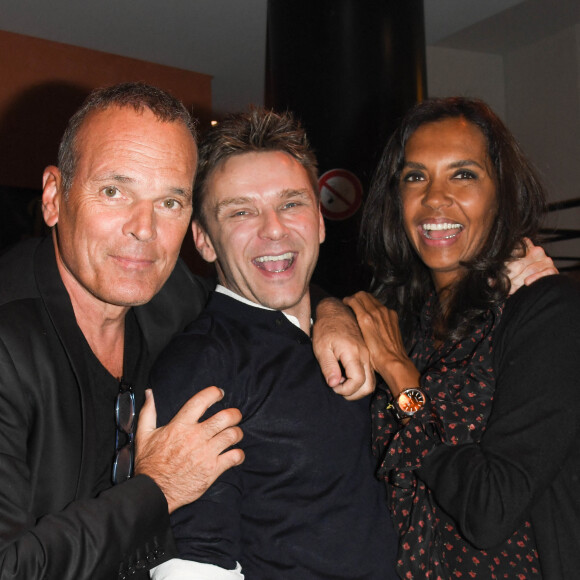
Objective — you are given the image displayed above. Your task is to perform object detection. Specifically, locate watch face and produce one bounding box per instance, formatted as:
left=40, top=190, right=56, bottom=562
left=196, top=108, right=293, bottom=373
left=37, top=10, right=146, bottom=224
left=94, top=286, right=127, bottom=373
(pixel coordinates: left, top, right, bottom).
left=398, top=388, right=425, bottom=414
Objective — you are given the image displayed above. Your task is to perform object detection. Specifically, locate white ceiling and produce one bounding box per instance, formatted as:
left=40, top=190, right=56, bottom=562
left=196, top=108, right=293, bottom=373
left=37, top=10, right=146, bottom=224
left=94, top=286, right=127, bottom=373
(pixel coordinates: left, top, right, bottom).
left=424, top=0, right=525, bottom=44
left=430, top=0, right=580, bottom=53
left=0, top=0, right=576, bottom=116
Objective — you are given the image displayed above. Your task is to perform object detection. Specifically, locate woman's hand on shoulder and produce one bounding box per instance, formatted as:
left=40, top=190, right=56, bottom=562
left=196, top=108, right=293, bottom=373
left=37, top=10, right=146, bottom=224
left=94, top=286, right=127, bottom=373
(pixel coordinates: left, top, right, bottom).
left=343, top=292, right=420, bottom=398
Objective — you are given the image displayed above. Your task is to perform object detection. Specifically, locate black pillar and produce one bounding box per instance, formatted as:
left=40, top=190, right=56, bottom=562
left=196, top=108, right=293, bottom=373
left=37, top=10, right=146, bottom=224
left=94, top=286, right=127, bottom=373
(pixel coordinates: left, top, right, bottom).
left=266, top=0, right=427, bottom=296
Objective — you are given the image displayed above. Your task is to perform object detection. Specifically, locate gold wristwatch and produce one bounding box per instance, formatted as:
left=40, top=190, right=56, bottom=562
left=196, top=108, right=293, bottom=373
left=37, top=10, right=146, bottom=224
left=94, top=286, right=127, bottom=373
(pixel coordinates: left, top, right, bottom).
left=386, top=387, right=427, bottom=421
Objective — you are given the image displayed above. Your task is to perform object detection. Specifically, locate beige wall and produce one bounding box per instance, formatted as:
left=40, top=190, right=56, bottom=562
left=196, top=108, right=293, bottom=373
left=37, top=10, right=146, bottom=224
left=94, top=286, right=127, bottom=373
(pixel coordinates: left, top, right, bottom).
left=427, top=46, right=506, bottom=119
left=426, top=23, right=580, bottom=266
left=0, top=30, right=211, bottom=190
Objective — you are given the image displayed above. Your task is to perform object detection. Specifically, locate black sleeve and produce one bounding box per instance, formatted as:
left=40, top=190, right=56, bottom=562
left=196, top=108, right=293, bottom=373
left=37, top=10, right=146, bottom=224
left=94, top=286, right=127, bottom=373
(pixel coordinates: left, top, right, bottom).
left=29, top=476, right=174, bottom=580
left=416, top=276, right=580, bottom=548
left=0, top=343, right=175, bottom=580
left=150, top=332, right=243, bottom=570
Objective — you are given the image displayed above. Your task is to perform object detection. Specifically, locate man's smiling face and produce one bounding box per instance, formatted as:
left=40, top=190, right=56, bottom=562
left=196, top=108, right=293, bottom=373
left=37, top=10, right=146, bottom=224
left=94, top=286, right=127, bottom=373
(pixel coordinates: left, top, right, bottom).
left=192, top=150, right=325, bottom=323
left=42, top=105, right=196, bottom=309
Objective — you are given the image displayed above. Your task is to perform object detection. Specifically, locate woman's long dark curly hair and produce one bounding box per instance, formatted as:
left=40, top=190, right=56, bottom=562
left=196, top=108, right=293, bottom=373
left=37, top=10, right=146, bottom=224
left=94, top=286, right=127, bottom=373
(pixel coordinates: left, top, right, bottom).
left=361, top=97, right=546, bottom=342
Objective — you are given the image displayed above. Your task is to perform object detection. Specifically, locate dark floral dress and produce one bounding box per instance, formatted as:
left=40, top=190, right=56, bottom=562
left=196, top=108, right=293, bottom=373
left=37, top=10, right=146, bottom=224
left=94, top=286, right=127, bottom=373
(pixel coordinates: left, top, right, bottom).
left=372, top=295, right=540, bottom=579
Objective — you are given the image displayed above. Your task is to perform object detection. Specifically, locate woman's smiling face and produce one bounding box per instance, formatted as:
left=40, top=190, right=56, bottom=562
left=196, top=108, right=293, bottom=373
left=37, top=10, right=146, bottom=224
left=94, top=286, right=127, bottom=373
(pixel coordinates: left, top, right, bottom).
left=400, top=116, right=498, bottom=292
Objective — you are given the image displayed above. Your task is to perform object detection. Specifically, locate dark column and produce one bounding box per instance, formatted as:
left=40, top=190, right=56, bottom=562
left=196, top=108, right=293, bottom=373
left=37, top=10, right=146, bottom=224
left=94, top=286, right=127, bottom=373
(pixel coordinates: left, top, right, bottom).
left=266, top=0, right=426, bottom=296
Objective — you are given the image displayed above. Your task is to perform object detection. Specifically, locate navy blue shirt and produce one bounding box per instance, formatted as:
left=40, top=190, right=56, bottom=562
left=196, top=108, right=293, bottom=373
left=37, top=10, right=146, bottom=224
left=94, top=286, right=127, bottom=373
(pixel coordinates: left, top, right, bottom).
left=151, top=292, right=397, bottom=579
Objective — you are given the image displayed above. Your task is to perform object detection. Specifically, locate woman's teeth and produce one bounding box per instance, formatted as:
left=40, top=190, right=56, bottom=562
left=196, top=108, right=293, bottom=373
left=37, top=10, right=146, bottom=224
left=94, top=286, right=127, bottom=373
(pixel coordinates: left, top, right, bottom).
left=422, top=223, right=462, bottom=240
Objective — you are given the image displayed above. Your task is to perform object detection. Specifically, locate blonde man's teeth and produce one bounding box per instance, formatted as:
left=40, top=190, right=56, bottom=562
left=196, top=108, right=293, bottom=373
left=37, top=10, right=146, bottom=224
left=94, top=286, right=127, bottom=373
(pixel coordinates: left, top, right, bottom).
left=255, top=252, right=294, bottom=262
left=254, top=252, right=295, bottom=273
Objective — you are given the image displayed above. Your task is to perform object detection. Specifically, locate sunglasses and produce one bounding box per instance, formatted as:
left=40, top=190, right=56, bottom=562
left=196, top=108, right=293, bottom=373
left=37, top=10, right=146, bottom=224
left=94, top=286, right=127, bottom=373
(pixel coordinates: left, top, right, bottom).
left=112, top=380, right=135, bottom=485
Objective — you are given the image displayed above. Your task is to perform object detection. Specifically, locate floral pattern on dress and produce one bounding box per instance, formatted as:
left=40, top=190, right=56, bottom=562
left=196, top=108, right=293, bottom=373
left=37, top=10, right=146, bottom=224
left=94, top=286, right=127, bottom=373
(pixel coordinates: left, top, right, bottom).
left=373, top=295, right=540, bottom=578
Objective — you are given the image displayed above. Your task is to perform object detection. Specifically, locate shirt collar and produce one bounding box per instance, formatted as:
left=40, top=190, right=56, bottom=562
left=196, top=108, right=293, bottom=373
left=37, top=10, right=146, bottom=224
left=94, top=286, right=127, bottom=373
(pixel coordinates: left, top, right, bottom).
left=215, top=284, right=303, bottom=330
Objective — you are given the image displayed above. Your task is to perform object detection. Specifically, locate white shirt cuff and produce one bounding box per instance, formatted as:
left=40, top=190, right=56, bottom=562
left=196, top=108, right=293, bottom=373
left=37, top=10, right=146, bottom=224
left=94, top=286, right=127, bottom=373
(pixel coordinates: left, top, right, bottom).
left=150, top=559, right=244, bottom=580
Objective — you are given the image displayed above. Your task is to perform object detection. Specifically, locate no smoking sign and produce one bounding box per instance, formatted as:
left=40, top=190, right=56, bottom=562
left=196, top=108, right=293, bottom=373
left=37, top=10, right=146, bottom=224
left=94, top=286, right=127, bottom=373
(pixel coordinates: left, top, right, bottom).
left=318, top=169, right=363, bottom=220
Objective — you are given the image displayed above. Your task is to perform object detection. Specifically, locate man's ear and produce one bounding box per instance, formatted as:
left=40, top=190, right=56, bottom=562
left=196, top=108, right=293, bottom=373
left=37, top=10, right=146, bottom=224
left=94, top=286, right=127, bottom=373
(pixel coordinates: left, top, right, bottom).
left=191, top=221, right=217, bottom=263
left=42, top=166, right=63, bottom=227
left=318, top=206, right=326, bottom=244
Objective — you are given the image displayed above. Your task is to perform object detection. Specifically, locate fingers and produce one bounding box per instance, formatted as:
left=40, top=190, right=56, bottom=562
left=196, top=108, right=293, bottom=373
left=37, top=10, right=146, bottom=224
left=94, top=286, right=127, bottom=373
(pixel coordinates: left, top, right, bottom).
left=136, top=389, right=157, bottom=435
left=344, top=292, right=395, bottom=345
left=334, top=364, right=376, bottom=400
left=172, top=385, right=225, bottom=424
left=312, top=297, right=372, bottom=395
left=316, top=351, right=346, bottom=389
left=215, top=446, right=246, bottom=476
left=343, top=291, right=366, bottom=311
left=521, top=244, right=558, bottom=282
left=206, top=408, right=245, bottom=476
left=175, top=392, right=244, bottom=458
left=319, top=347, right=372, bottom=397
left=165, top=385, right=243, bottom=442
left=522, top=266, right=559, bottom=287
left=201, top=407, right=244, bottom=449
left=506, top=239, right=558, bottom=295
left=333, top=356, right=365, bottom=394
left=134, top=386, right=244, bottom=513
left=343, top=291, right=383, bottom=320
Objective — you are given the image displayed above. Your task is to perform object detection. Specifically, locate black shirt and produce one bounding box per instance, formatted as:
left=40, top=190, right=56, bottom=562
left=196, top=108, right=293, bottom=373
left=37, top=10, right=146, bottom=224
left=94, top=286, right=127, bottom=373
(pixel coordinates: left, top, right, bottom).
left=151, top=292, right=399, bottom=579
left=83, top=309, right=147, bottom=495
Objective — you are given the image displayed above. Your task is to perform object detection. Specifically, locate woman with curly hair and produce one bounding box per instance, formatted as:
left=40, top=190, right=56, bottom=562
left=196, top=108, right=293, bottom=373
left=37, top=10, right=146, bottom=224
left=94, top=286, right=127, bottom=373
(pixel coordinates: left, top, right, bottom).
left=346, top=97, right=580, bottom=579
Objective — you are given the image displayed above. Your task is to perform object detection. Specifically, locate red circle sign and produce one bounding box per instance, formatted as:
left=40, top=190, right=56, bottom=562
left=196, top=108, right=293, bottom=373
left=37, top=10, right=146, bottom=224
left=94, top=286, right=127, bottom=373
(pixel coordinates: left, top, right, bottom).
left=318, top=169, right=363, bottom=220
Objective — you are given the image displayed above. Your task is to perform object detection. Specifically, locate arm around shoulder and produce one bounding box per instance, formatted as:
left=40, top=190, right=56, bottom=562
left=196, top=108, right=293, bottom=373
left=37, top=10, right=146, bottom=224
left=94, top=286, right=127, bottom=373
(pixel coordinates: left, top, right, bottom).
left=312, top=297, right=375, bottom=399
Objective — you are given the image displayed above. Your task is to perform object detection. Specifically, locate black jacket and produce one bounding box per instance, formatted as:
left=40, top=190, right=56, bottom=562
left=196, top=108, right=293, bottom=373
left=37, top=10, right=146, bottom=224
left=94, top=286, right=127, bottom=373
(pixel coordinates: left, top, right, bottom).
left=0, top=237, right=208, bottom=579
left=417, top=276, right=580, bottom=578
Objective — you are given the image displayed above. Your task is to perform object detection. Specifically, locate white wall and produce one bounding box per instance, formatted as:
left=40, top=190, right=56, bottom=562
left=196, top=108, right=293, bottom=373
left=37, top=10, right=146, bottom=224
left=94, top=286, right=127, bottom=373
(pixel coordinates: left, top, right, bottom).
left=427, top=46, right=506, bottom=119
left=426, top=23, right=580, bottom=266
left=505, top=26, right=580, bottom=261
left=505, top=26, right=579, bottom=203
left=576, top=22, right=580, bottom=129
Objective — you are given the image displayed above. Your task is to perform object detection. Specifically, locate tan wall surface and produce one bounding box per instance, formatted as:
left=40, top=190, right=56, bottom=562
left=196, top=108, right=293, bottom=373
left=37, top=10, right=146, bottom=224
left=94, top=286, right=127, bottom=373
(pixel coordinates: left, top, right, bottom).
left=0, top=29, right=211, bottom=189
